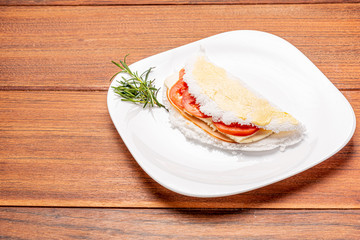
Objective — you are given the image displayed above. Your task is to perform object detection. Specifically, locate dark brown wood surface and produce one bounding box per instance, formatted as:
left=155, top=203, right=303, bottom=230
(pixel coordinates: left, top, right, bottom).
left=2, top=0, right=360, bottom=6
left=1, top=4, right=360, bottom=90
left=1, top=1, right=359, bottom=238
left=0, top=91, right=359, bottom=208
left=1, top=208, right=359, bottom=239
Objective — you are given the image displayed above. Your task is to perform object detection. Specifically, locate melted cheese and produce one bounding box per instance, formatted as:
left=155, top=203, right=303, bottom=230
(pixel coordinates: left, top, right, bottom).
left=200, top=117, right=272, bottom=143
left=191, top=56, right=298, bottom=126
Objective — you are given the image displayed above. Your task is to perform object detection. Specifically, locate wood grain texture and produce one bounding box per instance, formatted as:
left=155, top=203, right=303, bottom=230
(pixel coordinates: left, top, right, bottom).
left=2, top=0, right=360, bottom=6
left=0, top=208, right=359, bottom=239
left=0, top=90, right=358, bottom=208
left=1, top=4, right=359, bottom=90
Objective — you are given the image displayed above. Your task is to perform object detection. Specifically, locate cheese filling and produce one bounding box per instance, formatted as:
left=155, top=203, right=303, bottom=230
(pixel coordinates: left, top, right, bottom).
left=165, top=72, right=273, bottom=144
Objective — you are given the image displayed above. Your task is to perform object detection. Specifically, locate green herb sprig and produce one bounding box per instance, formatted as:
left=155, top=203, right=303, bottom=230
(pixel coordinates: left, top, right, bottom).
left=110, top=55, right=167, bottom=110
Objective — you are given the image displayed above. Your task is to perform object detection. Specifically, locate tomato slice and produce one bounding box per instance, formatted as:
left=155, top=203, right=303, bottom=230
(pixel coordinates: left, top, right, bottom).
left=213, top=121, right=259, bottom=136
left=169, top=68, right=208, bottom=118
left=179, top=68, right=185, bottom=79
left=168, top=68, right=187, bottom=109
left=169, top=78, right=187, bottom=109
left=181, top=90, right=209, bottom=118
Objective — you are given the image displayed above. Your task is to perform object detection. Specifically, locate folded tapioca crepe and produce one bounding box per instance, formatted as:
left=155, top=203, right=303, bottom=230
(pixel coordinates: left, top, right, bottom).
left=163, top=50, right=305, bottom=151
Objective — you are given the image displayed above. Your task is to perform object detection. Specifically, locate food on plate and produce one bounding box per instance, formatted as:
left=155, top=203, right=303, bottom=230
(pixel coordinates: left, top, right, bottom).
left=163, top=50, right=305, bottom=151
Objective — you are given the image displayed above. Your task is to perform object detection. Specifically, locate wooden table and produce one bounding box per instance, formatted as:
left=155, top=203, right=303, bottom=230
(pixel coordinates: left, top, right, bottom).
left=1, top=0, right=359, bottom=239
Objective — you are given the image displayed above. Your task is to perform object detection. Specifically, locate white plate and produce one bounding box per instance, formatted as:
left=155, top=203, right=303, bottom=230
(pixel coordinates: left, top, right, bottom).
left=107, top=30, right=356, bottom=197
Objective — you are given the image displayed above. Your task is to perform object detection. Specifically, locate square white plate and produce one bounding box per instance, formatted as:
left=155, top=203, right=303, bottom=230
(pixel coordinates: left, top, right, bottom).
left=107, top=30, right=356, bottom=197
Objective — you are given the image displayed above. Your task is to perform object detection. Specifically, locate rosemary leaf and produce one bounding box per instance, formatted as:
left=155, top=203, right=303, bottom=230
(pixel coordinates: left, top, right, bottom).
left=110, top=55, right=167, bottom=110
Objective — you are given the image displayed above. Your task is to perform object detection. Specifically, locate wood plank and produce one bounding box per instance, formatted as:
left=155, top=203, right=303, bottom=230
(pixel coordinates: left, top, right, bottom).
left=1, top=208, right=359, bottom=239
left=2, top=0, right=360, bottom=6
left=0, top=90, right=359, bottom=208
left=1, top=4, right=359, bottom=90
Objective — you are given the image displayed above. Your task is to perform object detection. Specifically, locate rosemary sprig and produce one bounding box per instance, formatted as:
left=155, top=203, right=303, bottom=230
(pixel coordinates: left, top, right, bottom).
left=110, top=55, right=167, bottom=110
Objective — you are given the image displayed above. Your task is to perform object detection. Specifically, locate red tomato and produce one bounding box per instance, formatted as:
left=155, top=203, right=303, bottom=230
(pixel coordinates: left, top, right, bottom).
left=169, top=68, right=187, bottom=108
left=169, top=68, right=208, bottom=118
left=169, top=78, right=187, bottom=109
left=213, top=121, right=259, bottom=136
left=179, top=68, right=185, bottom=79
left=181, top=90, right=209, bottom=118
